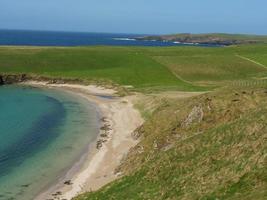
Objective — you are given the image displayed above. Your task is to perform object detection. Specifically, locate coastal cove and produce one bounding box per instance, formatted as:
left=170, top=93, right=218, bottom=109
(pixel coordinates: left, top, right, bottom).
left=1, top=0, right=266, bottom=198
left=0, top=84, right=100, bottom=200
left=0, top=81, right=143, bottom=200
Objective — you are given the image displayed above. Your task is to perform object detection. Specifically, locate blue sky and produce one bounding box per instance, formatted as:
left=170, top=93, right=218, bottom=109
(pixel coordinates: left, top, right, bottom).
left=0, top=0, right=266, bottom=34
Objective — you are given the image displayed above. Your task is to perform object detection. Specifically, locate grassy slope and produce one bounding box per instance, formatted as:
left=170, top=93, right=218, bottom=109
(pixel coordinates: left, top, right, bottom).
left=148, top=45, right=267, bottom=86
left=75, top=87, right=267, bottom=200
left=0, top=44, right=266, bottom=199
left=0, top=45, right=267, bottom=90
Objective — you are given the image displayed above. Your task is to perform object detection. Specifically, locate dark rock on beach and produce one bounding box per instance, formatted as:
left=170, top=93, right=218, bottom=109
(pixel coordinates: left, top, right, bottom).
left=96, top=139, right=108, bottom=149
left=100, top=117, right=108, bottom=123
left=64, top=180, right=72, bottom=185
left=21, top=184, right=30, bottom=188
left=100, top=124, right=111, bottom=131
left=96, top=140, right=103, bottom=149
left=52, top=191, right=62, bottom=196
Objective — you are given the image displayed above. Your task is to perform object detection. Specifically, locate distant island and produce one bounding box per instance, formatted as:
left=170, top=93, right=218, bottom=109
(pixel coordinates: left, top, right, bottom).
left=134, top=33, right=267, bottom=45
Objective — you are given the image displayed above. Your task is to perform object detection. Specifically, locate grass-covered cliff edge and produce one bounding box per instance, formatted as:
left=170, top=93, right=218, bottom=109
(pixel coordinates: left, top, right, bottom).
left=75, top=86, right=267, bottom=200
left=0, top=44, right=267, bottom=199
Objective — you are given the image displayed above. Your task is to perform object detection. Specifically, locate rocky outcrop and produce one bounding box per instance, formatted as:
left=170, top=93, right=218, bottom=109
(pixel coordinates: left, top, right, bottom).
left=0, top=73, right=88, bottom=86
left=182, top=105, right=204, bottom=127
left=0, top=74, right=28, bottom=85
left=0, top=75, right=4, bottom=85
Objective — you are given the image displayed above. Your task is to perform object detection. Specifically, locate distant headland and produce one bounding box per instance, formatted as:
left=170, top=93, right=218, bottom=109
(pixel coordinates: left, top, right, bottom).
left=134, top=33, right=267, bottom=46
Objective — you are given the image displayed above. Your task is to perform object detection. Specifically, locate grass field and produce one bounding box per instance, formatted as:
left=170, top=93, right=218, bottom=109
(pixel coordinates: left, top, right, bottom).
left=147, top=45, right=267, bottom=86
left=0, top=45, right=267, bottom=91
left=0, top=46, right=197, bottom=91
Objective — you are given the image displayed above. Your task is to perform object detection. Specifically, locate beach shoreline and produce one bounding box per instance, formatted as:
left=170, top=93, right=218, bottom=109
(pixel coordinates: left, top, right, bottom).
left=22, top=81, right=143, bottom=200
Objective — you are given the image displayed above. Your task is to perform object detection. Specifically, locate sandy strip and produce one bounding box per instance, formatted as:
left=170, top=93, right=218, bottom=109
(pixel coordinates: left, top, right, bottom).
left=23, top=82, right=143, bottom=200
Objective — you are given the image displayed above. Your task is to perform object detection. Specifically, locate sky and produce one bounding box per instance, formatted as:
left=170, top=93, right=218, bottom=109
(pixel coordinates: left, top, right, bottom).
left=0, top=0, right=266, bottom=35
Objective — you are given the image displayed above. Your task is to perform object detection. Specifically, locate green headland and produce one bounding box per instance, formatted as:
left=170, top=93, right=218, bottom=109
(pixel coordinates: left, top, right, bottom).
left=135, top=33, right=267, bottom=45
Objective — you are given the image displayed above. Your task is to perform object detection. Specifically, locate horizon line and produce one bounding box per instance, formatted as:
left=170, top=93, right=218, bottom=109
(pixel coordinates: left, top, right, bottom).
left=1, top=28, right=267, bottom=37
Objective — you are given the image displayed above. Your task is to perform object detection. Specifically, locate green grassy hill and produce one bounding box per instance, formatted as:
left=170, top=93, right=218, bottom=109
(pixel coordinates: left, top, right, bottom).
left=75, top=86, right=267, bottom=200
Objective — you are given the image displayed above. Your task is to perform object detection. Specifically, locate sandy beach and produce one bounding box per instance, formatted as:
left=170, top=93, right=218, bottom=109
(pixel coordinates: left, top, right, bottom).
left=23, top=82, right=143, bottom=200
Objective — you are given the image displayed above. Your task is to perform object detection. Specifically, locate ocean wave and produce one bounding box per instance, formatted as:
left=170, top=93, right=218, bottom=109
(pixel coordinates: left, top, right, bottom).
left=173, top=41, right=200, bottom=45
left=113, top=38, right=136, bottom=41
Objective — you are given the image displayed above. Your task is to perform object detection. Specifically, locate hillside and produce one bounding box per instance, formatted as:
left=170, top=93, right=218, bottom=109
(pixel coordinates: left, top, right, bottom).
left=135, top=33, right=267, bottom=46
left=0, top=44, right=267, bottom=199
left=75, top=86, right=267, bottom=200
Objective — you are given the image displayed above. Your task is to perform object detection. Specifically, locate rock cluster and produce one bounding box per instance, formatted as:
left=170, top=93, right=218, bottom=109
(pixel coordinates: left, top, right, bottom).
left=96, top=117, right=112, bottom=149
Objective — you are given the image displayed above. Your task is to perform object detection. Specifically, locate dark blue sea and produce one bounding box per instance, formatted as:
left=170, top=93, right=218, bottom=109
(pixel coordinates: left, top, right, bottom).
left=0, top=29, right=216, bottom=47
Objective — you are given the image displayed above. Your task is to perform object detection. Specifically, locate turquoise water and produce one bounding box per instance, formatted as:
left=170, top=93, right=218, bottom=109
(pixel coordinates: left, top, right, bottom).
left=0, top=85, right=100, bottom=200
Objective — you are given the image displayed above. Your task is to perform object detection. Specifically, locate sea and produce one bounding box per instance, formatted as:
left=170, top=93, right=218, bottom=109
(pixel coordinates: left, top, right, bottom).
left=0, top=29, right=216, bottom=47
left=0, top=85, right=100, bottom=200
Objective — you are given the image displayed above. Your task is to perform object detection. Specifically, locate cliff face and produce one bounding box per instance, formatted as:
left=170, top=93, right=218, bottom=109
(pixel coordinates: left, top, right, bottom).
left=0, top=74, right=28, bottom=85
left=0, top=73, right=89, bottom=86
left=0, top=76, right=4, bottom=85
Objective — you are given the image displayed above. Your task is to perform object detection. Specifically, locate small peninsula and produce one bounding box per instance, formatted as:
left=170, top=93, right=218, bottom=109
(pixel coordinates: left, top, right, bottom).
left=134, top=33, right=267, bottom=45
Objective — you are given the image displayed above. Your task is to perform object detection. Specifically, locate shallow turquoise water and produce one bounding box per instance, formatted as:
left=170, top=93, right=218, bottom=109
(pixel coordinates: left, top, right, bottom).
left=0, top=85, right=99, bottom=200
